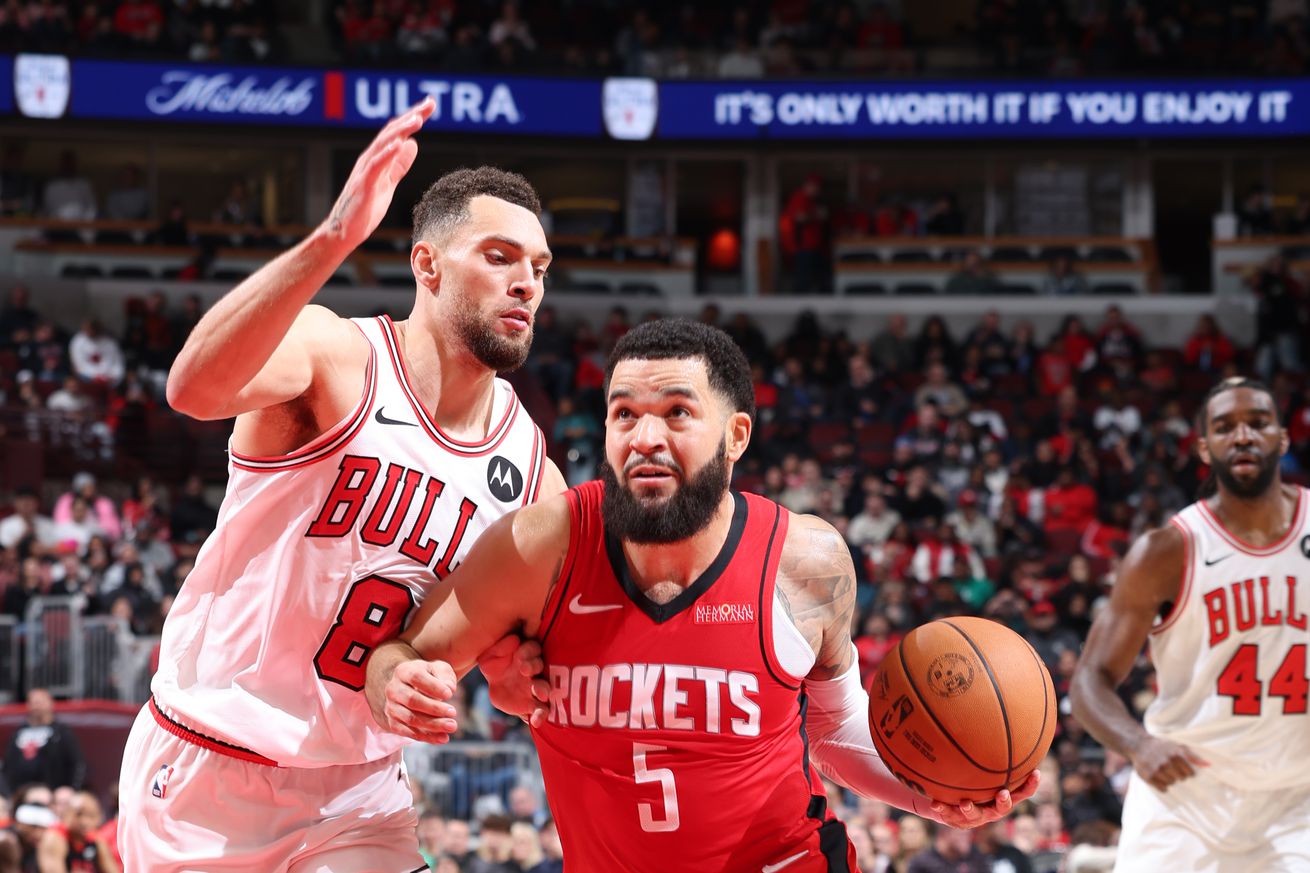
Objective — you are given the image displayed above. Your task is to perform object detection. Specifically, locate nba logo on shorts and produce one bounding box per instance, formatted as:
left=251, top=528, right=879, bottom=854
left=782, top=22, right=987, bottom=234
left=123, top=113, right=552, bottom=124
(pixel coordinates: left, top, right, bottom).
left=151, top=764, right=175, bottom=799
left=603, top=78, right=658, bottom=141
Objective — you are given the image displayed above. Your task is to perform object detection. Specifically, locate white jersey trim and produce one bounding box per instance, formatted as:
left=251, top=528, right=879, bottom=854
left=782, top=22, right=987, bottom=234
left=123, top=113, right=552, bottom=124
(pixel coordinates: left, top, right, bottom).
left=230, top=327, right=377, bottom=473
left=1152, top=516, right=1195, bottom=636
left=377, top=315, right=521, bottom=457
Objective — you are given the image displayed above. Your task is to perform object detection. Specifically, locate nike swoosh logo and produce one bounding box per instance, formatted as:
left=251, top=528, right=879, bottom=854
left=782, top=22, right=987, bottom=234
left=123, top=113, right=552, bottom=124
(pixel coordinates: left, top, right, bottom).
left=568, top=594, right=623, bottom=615
left=374, top=408, right=417, bottom=427
left=1204, top=554, right=1233, bottom=566
left=762, top=851, right=807, bottom=873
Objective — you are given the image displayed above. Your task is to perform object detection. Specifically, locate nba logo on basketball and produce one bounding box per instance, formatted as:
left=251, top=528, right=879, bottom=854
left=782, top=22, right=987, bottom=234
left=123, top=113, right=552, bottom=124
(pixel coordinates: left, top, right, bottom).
left=151, top=764, right=175, bottom=799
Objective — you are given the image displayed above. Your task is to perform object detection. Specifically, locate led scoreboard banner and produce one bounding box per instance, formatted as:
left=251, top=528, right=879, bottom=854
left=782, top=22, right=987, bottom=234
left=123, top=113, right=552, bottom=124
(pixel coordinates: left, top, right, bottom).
left=6, top=54, right=1310, bottom=140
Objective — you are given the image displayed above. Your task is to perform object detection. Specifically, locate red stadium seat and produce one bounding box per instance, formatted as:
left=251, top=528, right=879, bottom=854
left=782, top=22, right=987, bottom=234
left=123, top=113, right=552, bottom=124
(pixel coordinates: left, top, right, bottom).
left=855, top=422, right=896, bottom=449
left=1045, top=528, right=1084, bottom=559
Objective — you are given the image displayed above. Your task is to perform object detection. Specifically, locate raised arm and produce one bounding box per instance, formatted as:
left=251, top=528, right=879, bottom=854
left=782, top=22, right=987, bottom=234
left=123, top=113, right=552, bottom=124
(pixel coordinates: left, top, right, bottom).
left=780, top=514, right=1035, bottom=828
left=166, top=99, right=434, bottom=421
left=365, top=492, right=571, bottom=741
left=1070, top=523, right=1205, bottom=790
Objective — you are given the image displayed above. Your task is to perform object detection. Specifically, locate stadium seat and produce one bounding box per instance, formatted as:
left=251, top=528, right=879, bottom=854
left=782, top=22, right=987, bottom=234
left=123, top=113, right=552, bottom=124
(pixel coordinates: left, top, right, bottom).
left=1046, top=528, right=1084, bottom=558
left=855, top=422, right=896, bottom=448
left=1000, top=283, right=1037, bottom=295
left=95, top=229, right=136, bottom=245
left=210, top=268, right=249, bottom=282
left=617, top=282, right=662, bottom=296
left=892, top=282, right=938, bottom=295
left=808, top=422, right=851, bottom=448
left=845, top=283, right=887, bottom=295
left=324, top=274, right=353, bottom=286
left=988, top=246, right=1033, bottom=262
left=1087, top=246, right=1133, bottom=262
left=1091, top=282, right=1136, bottom=295
left=890, top=250, right=933, bottom=263
left=377, top=274, right=412, bottom=287
left=554, top=281, right=612, bottom=294
left=44, top=228, right=83, bottom=244
left=1038, top=246, right=1078, bottom=262
left=837, top=250, right=882, bottom=263
left=110, top=265, right=154, bottom=279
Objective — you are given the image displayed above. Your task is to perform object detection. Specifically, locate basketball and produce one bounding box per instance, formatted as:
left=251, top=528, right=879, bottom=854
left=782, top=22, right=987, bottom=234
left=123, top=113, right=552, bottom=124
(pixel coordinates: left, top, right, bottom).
left=867, top=616, right=1057, bottom=806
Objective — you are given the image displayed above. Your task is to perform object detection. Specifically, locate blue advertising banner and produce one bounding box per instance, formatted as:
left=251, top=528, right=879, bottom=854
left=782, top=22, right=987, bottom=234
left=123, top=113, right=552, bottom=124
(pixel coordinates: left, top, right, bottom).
left=54, top=58, right=602, bottom=136
left=7, top=55, right=1310, bottom=141
left=0, top=55, right=11, bottom=115
left=656, top=79, right=1309, bottom=140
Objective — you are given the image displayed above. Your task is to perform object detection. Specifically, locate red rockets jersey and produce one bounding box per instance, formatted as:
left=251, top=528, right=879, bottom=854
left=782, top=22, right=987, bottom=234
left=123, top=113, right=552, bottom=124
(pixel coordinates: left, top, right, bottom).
left=533, top=481, right=846, bottom=872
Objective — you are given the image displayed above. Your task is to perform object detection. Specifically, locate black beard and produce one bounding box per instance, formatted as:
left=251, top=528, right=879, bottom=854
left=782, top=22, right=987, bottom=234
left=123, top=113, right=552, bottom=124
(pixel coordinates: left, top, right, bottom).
left=1213, top=451, right=1280, bottom=498
left=601, top=442, right=730, bottom=544
left=453, top=298, right=531, bottom=372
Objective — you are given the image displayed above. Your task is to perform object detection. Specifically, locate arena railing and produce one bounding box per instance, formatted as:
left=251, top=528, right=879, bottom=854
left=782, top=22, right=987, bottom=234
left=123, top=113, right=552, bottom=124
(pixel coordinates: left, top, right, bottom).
left=18, top=596, right=159, bottom=704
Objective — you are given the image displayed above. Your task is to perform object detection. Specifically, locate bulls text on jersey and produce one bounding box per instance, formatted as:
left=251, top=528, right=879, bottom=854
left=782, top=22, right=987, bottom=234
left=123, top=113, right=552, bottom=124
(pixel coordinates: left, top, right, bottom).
left=545, top=662, right=763, bottom=736
left=305, top=455, right=478, bottom=578
left=1203, top=575, right=1308, bottom=647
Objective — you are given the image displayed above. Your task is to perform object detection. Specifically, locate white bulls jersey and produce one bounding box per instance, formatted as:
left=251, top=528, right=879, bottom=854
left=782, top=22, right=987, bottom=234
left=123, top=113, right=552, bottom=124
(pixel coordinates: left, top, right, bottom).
left=151, top=315, right=547, bottom=767
left=1145, top=487, right=1310, bottom=790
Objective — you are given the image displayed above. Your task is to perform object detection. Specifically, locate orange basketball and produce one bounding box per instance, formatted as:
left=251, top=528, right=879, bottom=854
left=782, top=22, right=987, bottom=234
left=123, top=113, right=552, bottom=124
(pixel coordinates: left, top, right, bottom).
left=867, top=616, right=1056, bottom=806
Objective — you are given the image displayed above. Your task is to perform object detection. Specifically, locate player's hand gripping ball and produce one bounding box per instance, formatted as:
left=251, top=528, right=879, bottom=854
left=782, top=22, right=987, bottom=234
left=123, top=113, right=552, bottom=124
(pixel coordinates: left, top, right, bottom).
left=868, top=616, right=1057, bottom=805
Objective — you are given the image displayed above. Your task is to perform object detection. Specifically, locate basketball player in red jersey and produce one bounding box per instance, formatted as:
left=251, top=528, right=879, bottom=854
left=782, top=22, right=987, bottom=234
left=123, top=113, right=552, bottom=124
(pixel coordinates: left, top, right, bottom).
left=117, top=97, right=563, bottom=871
left=368, top=320, right=1037, bottom=872
left=1073, top=377, right=1310, bottom=871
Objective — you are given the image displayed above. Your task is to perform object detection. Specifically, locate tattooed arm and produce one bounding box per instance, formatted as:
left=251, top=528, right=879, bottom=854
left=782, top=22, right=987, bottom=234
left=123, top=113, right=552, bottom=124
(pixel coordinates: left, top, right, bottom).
left=777, top=513, right=1036, bottom=828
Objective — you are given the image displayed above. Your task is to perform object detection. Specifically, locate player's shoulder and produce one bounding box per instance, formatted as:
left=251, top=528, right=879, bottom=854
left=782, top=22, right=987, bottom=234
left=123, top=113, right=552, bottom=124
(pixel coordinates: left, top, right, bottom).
left=1119, top=519, right=1187, bottom=586
left=295, top=305, right=370, bottom=358
left=780, top=509, right=846, bottom=558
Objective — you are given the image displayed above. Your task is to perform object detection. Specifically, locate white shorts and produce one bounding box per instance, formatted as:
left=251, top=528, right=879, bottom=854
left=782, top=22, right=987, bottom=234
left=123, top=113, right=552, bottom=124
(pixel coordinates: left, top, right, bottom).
left=1115, top=770, right=1310, bottom=873
left=118, top=700, right=425, bottom=873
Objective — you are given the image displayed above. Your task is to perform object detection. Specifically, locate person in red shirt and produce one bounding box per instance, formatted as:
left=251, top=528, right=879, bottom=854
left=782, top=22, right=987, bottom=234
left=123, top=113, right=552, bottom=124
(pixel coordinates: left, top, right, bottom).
left=1043, top=468, right=1098, bottom=534
left=367, top=320, right=1034, bottom=872
left=1182, top=314, right=1236, bottom=373
left=37, top=790, right=118, bottom=873
left=780, top=175, right=830, bottom=295
left=113, top=0, right=162, bottom=45
left=1036, top=337, right=1074, bottom=397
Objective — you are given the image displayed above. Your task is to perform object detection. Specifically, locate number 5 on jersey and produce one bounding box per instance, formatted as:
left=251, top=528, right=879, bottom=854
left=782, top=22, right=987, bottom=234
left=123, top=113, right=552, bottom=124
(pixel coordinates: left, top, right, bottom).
left=633, top=743, right=680, bottom=833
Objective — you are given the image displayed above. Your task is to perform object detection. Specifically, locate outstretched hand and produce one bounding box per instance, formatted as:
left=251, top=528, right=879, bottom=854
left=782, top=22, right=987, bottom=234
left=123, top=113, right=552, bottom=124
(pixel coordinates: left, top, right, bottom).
left=928, top=770, right=1040, bottom=829
left=324, top=96, right=435, bottom=250
left=479, top=634, right=550, bottom=728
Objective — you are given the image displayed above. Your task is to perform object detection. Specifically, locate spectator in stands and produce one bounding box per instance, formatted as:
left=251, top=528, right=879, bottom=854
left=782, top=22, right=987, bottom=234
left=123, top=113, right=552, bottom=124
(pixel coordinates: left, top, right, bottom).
left=946, top=489, right=996, bottom=558
left=54, top=472, right=121, bottom=542
left=213, top=179, right=260, bottom=226
left=780, top=174, right=830, bottom=295
left=36, top=788, right=114, bottom=873
left=961, top=309, right=1012, bottom=378
left=899, top=403, right=945, bottom=466
left=910, top=521, right=984, bottom=585
left=45, top=375, right=91, bottom=415
left=489, top=1, right=534, bottom=52
left=41, top=151, right=96, bottom=221
left=913, top=363, right=967, bottom=418
left=914, top=315, right=958, bottom=371
left=832, top=352, right=882, bottom=424
left=105, top=164, right=149, bottom=221
left=922, top=193, right=965, bottom=235
left=719, top=33, right=765, bottom=77
left=975, top=819, right=1034, bottom=873
left=1238, top=183, right=1274, bottom=236
left=0, top=284, right=37, bottom=344
left=3, top=689, right=86, bottom=791
left=1286, top=192, right=1310, bottom=234
left=1008, top=319, right=1040, bottom=377
left=1182, top=313, right=1236, bottom=373
left=48, top=497, right=103, bottom=553
left=1035, top=336, right=1075, bottom=397
left=114, top=0, right=164, bottom=47
left=1024, top=600, right=1080, bottom=673
left=1094, top=304, right=1143, bottom=380
left=895, top=465, right=947, bottom=525
left=169, top=474, right=217, bottom=543
left=1055, top=314, right=1098, bottom=372
left=907, top=824, right=989, bottom=873
left=553, top=394, right=598, bottom=486
left=870, top=313, right=915, bottom=374
left=0, top=487, right=57, bottom=551
left=1043, top=467, right=1098, bottom=534
left=509, top=820, right=543, bottom=869
left=1241, top=250, right=1304, bottom=374
left=1080, top=503, right=1131, bottom=563
left=396, top=2, right=449, bottom=59
left=943, top=250, right=1000, bottom=296
left=1061, top=747, right=1122, bottom=832
left=1040, top=254, right=1089, bottom=295
left=846, top=490, right=901, bottom=551
left=154, top=199, right=190, bottom=246
left=527, top=819, right=564, bottom=873
left=68, top=319, right=125, bottom=386
left=466, top=813, right=516, bottom=873
left=1092, top=386, right=1141, bottom=450
left=854, top=612, right=901, bottom=681
left=0, top=142, right=37, bottom=216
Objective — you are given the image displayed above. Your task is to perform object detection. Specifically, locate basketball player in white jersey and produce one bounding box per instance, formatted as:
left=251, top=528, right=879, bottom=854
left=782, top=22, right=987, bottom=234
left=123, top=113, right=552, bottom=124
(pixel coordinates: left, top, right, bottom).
left=1072, top=377, right=1310, bottom=872
left=117, top=97, right=566, bottom=872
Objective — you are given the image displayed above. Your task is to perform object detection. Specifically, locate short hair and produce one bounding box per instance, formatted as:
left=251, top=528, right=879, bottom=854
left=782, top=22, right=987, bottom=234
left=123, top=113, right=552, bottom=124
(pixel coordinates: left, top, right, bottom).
left=604, top=319, right=755, bottom=420
left=411, top=166, right=540, bottom=244
left=1196, top=376, right=1276, bottom=435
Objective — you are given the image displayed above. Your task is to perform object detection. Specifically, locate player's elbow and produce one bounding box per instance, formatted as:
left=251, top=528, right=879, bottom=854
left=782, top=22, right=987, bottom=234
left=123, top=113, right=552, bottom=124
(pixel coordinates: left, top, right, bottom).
left=165, top=369, right=225, bottom=420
